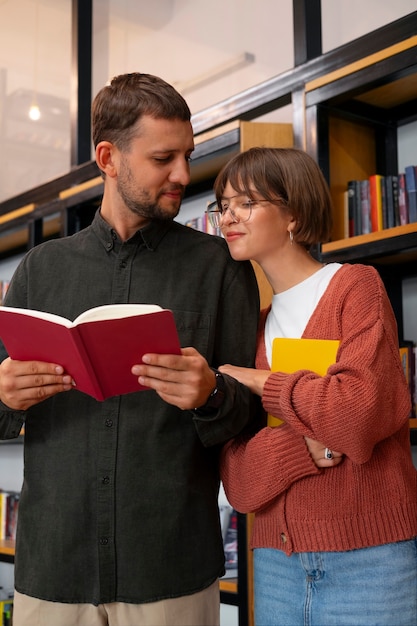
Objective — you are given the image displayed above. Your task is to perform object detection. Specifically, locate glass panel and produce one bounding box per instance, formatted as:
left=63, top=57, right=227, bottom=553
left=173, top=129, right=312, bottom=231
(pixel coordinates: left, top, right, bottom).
left=0, top=0, right=71, bottom=204
left=92, top=0, right=294, bottom=119
left=321, top=0, right=416, bottom=53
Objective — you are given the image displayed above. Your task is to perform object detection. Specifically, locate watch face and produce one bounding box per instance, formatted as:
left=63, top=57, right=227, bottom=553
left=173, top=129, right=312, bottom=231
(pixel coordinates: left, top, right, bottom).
left=194, top=370, right=225, bottom=414
left=206, top=372, right=225, bottom=409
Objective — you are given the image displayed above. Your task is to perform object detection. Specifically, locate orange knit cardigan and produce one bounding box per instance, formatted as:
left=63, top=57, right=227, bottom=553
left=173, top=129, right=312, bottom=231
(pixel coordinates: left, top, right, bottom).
left=220, top=264, right=417, bottom=555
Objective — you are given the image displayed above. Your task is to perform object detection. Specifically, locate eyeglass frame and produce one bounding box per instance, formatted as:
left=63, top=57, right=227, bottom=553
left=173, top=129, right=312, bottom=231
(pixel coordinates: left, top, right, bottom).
left=206, top=196, right=282, bottom=229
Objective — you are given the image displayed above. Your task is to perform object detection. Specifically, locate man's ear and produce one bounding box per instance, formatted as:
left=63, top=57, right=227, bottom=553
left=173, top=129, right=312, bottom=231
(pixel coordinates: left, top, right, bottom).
left=95, top=141, right=118, bottom=178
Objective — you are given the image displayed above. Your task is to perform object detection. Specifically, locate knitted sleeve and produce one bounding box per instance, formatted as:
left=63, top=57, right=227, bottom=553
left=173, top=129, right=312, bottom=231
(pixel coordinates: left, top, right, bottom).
left=262, top=265, right=411, bottom=464
left=220, top=423, right=321, bottom=513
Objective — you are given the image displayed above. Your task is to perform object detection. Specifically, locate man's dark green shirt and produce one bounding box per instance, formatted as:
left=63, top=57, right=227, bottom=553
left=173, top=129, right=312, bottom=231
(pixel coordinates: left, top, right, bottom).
left=0, top=211, right=259, bottom=605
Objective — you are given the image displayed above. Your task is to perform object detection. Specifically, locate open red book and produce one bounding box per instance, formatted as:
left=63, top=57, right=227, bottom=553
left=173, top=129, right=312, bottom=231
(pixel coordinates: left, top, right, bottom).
left=0, top=304, right=181, bottom=401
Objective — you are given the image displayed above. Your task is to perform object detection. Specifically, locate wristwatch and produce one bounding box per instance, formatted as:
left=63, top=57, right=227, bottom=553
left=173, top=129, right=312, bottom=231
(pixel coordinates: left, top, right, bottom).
left=193, top=369, right=225, bottom=416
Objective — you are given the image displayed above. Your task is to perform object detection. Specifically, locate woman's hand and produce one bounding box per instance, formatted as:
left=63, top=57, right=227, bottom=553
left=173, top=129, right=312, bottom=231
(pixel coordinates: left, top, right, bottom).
left=305, top=436, right=344, bottom=468
left=218, top=364, right=270, bottom=397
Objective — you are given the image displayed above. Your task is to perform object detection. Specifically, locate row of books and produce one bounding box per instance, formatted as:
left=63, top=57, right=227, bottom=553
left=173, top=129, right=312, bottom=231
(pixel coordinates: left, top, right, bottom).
left=345, top=164, right=417, bottom=237
left=0, top=282, right=10, bottom=307
left=0, top=490, right=19, bottom=542
left=0, top=599, right=12, bottom=626
left=219, top=504, right=238, bottom=576
left=184, top=213, right=219, bottom=235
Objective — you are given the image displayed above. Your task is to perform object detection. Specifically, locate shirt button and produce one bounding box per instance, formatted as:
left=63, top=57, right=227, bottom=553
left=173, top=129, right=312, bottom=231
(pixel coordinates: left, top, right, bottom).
left=280, top=533, right=287, bottom=543
left=120, top=261, right=127, bottom=269
left=102, top=476, right=110, bottom=485
left=100, top=537, right=109, bottom=545
left=105, top=419, right=113, bottom=428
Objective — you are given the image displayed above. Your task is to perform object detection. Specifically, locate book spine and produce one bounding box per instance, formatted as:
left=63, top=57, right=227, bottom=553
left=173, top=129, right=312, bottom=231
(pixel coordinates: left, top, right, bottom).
left=384, top=176, right=395, bottom=229
left=346, top=181, right=356, bottom=237
left=369, top=174, right=384, bottom=232
left=405, top=165, right=417, bottom=224
left=360, top=179, right=371, bottom=234
left=398, top=173, right=409, bottom=225
left=223, top=509, right=238, bottom=571
left=391, top=175, right=400, bottom=227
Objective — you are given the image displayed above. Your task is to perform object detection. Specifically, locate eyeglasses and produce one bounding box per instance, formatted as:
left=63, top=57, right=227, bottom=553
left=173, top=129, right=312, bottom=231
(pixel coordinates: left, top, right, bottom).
left=206, top=197, right=274, bottom=229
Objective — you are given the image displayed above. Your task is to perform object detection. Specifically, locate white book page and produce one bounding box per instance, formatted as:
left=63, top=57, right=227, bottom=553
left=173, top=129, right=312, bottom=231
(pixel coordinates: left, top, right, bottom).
left=74, top=303, right=163, bottom=325
left=0, top=306, right=73, bottom=327
left=0, top=304, right=163, bottom=328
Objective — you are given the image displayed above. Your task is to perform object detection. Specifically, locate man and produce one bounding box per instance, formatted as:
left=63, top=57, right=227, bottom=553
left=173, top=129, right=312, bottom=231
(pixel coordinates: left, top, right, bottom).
left=0, top=73, right=259, bottom=626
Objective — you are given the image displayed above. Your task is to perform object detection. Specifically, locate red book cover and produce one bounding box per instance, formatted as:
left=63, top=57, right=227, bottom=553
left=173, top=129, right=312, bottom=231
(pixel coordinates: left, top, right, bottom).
left=0, top=304, right=181, bottom=401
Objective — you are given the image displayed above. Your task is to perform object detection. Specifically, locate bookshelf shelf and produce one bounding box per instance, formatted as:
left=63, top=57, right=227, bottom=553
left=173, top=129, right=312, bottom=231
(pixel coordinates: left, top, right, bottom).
left=219, top=578, right=238, bottom=594
left=320, top=223, right=417, bottom=263
left=0, top=540, right=15, bottom=564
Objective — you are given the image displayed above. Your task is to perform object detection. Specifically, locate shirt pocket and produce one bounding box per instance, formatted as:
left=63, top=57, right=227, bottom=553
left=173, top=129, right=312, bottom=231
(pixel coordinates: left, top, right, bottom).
left=172, top=309, right=211, bottom=356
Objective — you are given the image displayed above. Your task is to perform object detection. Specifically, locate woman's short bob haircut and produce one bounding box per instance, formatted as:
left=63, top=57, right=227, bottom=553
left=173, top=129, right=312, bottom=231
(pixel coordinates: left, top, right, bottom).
left=213, top=147, right=333, bottom=249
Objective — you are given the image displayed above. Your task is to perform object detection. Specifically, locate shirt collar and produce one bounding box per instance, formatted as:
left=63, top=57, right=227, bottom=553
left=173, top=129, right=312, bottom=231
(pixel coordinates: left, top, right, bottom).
left=92, top=209, right=173, bottom=253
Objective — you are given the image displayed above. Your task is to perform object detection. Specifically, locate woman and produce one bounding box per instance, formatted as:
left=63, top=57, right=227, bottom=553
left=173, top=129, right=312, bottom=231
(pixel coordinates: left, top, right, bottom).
left=207, top=147, right=417, bottom=626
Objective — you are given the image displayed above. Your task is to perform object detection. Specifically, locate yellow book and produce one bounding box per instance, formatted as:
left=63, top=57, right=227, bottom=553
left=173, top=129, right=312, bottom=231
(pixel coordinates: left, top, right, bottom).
left=268, top=338, right=340, bottom=427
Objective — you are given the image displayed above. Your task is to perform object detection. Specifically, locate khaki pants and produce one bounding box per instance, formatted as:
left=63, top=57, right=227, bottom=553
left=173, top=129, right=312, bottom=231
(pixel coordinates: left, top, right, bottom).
left=13, top=581, right=220, bottom=626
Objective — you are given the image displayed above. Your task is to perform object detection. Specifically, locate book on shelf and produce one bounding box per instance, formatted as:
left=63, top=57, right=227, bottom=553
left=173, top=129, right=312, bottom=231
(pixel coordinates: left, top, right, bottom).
left=360, top=179, right=371, bottom=234
left=384, top=175, right=399, bottom=229
left=0, top=281, right=10, bottom=307
left=0, top=303, right=181, bottom=401
left=267, top=338, right=340, bottom=427
left=223, top=508, right=238, bottom=573
left=0, top=490, right=19, bottom=542
left=219, top=503, right=233, bottom=543
left=0, top=598, right=13, bottom=626
left=347, top=180, right=361, bottom=236
left=405, top=165, right=417, bottom=224
left=398, top=173, right=409, bottom=225
left=342, top=190, right=349, bottom=238
left=184, top=213, right=219, bottom=235
left=369, top=174, right=384, bottom=232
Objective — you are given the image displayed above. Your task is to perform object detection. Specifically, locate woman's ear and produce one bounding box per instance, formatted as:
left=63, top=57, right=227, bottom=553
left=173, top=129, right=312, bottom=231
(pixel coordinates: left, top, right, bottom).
left=95, top=141, right=118, bottom=178
left=287, top=216, right=297, bottom=234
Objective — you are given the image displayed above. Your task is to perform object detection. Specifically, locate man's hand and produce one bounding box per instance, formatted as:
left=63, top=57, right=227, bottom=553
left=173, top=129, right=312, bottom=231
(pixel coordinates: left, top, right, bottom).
left=305, top=436, right=344, bottom=468
left=132, top=347, right=216, bottom=410
left=0, top=357, right=74, bottom=411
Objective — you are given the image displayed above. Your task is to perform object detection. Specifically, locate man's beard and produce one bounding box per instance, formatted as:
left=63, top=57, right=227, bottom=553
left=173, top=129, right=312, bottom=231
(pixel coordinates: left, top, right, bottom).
left=117, top=161, right=183, bottom=221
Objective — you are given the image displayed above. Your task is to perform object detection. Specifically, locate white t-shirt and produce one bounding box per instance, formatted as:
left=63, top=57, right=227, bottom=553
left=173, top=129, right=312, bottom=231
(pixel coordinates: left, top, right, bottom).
left=265, top=263, right=342, bottom=366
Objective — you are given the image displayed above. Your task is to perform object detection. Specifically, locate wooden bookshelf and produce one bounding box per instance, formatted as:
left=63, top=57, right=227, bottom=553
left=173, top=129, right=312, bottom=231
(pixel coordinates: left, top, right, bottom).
left=219, top=578, right=238, bottom=593
left=1, top=13, right=417, bottom=626
left=322, top=223, right=417, bottom=254
left=0, top=540, right=14, bottom=556
left=0, top=540, right=15, bottom=564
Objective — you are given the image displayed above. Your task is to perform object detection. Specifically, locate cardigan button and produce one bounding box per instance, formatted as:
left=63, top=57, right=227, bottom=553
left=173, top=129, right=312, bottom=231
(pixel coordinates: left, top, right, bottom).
left=280, top=533, right=287, bottom=543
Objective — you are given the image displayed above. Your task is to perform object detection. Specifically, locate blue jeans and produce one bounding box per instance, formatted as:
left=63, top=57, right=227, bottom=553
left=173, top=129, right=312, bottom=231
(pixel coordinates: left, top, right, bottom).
left=254, top=540, right=417, bottom=626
